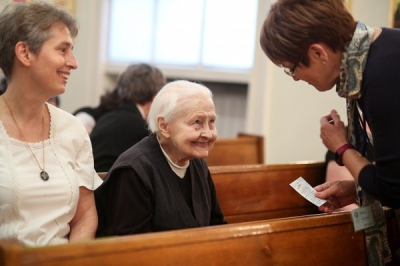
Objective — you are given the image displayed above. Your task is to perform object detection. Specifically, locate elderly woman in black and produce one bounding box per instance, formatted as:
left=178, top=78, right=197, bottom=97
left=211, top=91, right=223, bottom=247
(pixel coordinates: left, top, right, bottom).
left=95, top=80, right=226, bottom=236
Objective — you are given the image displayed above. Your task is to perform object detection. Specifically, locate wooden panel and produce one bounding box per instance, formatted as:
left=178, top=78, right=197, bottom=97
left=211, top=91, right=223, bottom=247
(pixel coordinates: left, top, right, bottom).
left=97, top=162, right=325, bottom=222
left=210, top=162, right=325, bottom=223
left=0, top=212, right=379, bottom=266
left=97, top=172, right=107, bottom=180
left=206, top=133, right=264, bottom=166
left=0, top=240, right=21, bottom=266
left=98, top=162, right=325, bottom=222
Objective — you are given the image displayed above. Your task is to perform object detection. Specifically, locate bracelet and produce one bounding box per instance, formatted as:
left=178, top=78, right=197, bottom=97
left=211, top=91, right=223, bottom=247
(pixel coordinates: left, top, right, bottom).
left=334, top=143, right=355, bottom=166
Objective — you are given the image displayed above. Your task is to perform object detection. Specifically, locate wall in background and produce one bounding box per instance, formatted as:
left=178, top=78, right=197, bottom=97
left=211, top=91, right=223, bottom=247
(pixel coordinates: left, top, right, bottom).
left=0, top=0, right=392, bottom=163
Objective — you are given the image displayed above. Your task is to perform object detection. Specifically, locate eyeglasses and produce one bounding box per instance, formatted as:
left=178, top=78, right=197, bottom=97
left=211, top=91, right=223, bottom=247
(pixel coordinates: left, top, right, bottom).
left=283, top=53, right=304, bottom=77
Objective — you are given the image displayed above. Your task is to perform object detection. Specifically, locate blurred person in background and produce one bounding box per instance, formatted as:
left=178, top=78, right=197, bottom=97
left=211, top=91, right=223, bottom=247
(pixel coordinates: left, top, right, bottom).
left=89, top=63, right=166, bottom=172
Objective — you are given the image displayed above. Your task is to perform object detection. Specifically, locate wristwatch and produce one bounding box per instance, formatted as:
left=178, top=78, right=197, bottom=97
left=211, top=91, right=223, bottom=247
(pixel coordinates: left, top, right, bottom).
left=335, top=143, right=355, bottom=166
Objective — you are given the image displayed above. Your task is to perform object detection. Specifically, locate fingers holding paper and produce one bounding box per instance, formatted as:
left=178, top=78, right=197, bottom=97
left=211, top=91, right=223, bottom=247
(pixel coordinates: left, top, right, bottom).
left=314, top=180, right=358, bottom=214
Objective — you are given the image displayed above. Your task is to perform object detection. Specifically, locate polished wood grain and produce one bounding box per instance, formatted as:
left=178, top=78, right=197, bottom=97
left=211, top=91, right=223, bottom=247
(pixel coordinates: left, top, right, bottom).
left=210, top=161, right=325, bottom=223
left=0, top=212, right=376, bottom=266
left=206, top=133, right=264, bottom=166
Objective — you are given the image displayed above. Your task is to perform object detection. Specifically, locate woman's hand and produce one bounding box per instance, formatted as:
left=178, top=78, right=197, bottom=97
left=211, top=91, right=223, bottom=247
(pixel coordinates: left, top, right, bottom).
left=320, top=109, right=348, bottom=152
left=314, top=180, right=357, bottom=214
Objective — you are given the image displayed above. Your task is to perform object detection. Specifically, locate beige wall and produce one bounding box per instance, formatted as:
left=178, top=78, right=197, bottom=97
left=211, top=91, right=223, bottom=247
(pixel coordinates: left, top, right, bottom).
left=61, top=0, right=107, bottom=113
left=0, top=0, right=392, bottom=164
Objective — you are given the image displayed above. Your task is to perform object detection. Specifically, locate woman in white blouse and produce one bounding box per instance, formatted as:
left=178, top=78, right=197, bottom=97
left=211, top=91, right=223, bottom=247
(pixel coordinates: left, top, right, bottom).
left=0, top=2, right=102, bottom=246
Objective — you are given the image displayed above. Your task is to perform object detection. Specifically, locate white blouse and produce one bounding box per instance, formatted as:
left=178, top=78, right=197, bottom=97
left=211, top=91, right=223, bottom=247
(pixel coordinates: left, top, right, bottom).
left=0, top=104, right=102, bottom=246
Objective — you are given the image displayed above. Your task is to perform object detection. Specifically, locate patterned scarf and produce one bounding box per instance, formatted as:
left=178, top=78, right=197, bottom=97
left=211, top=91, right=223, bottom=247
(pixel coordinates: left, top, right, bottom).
left=336, top=21, right=391, bottom=266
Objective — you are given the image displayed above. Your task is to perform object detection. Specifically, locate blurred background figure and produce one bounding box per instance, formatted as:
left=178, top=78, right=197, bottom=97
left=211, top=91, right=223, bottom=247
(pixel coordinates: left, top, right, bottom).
left=0, top=74, right=7, bottom=95
left=73, top=64, right=165, bottom=136
left=73, top=100, right=111, bottom=135
left=47, top=96, right=60, bottom=107
left=90, top=63, right=166, bottom=172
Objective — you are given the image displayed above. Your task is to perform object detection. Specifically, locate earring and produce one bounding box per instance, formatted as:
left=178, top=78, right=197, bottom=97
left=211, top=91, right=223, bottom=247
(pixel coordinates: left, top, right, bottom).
left=322, top=61, right=326, bottom=64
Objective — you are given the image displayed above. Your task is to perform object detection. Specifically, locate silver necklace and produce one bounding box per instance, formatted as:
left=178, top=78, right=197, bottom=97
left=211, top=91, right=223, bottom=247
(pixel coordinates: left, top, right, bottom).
left=2, top=96, right=49, bottom=181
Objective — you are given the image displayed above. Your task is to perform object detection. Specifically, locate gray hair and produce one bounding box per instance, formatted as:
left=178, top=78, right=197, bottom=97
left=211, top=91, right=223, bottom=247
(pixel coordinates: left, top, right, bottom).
left=147, top=80, right=213, bottom=133
left=0, top=2, right=78, bottom=78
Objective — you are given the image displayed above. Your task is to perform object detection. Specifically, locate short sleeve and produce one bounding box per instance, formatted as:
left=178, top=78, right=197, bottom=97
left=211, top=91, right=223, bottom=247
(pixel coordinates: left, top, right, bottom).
left=74, top=129, right=103, bottom=190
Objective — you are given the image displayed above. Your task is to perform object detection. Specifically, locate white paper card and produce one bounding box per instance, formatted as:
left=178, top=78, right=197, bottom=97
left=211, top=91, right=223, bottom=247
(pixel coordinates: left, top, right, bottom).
left=290, top=177, right=327, bottom=207
left=350, top=206, right=375, bottom=232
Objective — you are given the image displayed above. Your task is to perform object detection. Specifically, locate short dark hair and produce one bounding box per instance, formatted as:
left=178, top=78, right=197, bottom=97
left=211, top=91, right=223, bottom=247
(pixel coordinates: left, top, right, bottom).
left=100, top=64, right=166, bottom=110
left=0, top=76, right=7, bottom=95
left=260, top=0, right=356, bottom=67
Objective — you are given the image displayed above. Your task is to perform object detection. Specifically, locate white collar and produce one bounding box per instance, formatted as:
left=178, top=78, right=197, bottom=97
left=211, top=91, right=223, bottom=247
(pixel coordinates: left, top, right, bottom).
left=157, top=135, right=189, bottom=178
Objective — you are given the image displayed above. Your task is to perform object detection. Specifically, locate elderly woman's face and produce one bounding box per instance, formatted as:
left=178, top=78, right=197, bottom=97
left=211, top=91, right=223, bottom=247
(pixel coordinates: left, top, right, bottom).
left=163, top=94, right=217, bottom=165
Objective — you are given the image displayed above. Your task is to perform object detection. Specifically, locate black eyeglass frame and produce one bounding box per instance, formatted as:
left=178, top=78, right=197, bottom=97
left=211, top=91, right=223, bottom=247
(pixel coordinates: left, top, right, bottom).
left=283, top=53, right=304, bottom=77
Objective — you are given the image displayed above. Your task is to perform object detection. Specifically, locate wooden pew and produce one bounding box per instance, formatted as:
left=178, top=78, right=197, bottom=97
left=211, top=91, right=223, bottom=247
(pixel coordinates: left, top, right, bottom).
left=97, top=172, right=107, bottom=180
left=1, top=210, right=399, bottom=266
left=209, top=161, right=325, bottom=223
left=98, top=161, right=326, bottom=223
left=206, top=133, right=264, bottom=166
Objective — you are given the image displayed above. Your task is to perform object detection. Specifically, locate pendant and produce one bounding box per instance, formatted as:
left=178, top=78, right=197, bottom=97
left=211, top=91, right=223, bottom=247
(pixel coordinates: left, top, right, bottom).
left=40, top=170, right=50, bottom=181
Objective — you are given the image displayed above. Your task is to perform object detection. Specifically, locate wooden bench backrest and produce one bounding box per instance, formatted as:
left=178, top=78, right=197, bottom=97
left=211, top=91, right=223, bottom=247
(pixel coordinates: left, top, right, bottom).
left=5, top=210, right=400, bottom=266
left=209, top=161, right=325, bottom=223
left=206, top=133, right=264, bottom=166
left=98, top=162, right=326, bottom=223
left=97, top=172, right=107, bottom=180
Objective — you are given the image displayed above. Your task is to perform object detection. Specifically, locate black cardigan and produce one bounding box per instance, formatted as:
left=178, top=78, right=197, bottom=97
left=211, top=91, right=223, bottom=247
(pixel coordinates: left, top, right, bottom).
left=95, top=134, right=226, bottom=237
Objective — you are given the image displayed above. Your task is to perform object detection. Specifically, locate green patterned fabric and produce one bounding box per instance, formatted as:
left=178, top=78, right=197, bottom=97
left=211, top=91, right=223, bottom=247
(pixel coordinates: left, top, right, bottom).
left=336, top=21, right=391, bottom=266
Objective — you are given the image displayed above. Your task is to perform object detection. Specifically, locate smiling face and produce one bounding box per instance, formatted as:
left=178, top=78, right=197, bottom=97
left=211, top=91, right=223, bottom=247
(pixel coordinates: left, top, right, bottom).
left=28, top=22, right=78, bottom=97
left=159, top=93, right=218, bottom=166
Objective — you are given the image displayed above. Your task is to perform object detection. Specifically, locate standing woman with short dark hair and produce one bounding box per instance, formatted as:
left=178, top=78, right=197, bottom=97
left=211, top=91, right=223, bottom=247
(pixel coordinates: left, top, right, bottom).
left=260, top=0, right=400, bottom=213
left=0, top=2, right=102, bottom=246
left=260, top=1, right=400, bottom=264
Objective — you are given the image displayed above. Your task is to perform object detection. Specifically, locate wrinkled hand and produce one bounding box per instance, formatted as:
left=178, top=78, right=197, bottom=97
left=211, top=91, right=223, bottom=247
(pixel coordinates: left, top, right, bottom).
left=320, top=110, right=348, bottom=152
left=314, top=180, right=357, bottom=214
